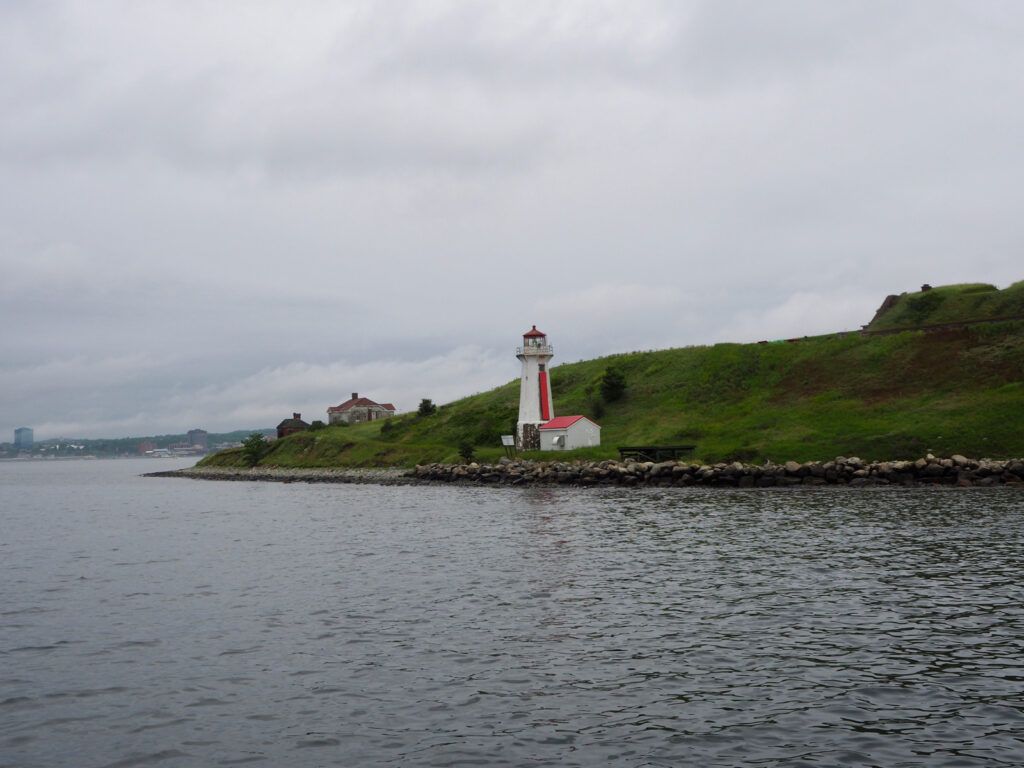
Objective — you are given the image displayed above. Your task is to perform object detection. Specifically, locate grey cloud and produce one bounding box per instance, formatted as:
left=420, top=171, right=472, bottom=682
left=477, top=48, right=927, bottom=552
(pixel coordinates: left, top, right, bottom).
left=0, top=3, right=552, bottom=178
left=1, top=1, right=1022, bottom=439
left=355, top=1, right=676, bottom=88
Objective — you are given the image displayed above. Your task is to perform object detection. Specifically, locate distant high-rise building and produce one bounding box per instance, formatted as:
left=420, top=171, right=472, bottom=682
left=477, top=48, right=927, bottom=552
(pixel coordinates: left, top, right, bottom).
left=14, top=427, right=33, bottom=451
left=187, top=429, right=208, bottom=450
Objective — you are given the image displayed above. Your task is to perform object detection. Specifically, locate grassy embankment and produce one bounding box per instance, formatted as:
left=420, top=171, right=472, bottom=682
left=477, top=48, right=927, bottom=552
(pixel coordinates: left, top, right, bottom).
left=866, top=281, right=1024, bottom=331
left=201, top=282, right=1024, bottom=468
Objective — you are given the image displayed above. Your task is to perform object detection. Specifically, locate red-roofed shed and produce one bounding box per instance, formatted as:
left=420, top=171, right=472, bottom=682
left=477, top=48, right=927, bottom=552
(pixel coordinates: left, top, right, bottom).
left=539, top=415, right=585, bottom=430
left=538, top=415, right=601, bottom=451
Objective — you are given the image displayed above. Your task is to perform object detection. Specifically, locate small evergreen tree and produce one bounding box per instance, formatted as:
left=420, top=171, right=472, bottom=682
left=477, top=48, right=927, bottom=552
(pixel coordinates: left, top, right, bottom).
left=418, top=398, right=437, bottom=417
left=600, top=367, right=627, bottom=402
left=241, top=432, right=266, bottom=467
left=458, top=440, right=476, bottom=463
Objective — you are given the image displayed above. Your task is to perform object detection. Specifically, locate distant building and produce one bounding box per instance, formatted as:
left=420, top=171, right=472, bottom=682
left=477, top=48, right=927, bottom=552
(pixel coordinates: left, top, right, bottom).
left=14, top=427, right=33, bottom=451
left=327, top=393, right=396, bottom=425
left=277, top=413, right=310, bottom=439
left=137, top=440, right=156, bottom=455
left=539, top=415, right=602, bottom=451
left=187, top=429, right=208, bottom=450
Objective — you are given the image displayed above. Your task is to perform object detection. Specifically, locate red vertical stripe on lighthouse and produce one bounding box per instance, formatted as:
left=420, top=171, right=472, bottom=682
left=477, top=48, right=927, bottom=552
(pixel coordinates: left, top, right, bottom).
left=538, top=371, right=550, bottom=421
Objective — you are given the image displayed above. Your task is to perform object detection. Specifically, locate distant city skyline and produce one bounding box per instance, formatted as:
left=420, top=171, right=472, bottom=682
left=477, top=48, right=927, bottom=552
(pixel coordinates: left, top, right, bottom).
left=2, top=1, right=1022, bottom=439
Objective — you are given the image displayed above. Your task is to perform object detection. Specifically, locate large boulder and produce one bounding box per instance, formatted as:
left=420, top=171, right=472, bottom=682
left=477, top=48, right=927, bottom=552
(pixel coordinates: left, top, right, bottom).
left=649, top=461, right=675, bottom=478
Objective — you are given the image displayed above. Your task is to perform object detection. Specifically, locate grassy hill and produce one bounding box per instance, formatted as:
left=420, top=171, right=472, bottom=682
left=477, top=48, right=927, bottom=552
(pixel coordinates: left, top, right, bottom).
left=867, top=281, right=1024, bottom=331
left=202, top=291, right=1024, bottom=468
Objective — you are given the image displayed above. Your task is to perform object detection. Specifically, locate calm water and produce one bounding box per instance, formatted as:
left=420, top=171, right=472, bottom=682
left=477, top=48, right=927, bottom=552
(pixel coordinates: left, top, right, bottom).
left=1, top=460, right=1023, bottom=767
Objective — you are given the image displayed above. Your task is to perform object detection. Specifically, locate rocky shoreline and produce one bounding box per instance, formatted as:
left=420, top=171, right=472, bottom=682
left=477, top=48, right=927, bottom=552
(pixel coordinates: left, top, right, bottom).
left=413, top=454, right=1024, bottom=487
left=148, top=455, right=1024, bottom=488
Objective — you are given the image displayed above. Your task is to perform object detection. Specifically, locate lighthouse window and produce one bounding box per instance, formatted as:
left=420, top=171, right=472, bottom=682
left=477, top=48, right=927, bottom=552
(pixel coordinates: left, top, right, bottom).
left=538, top=364, right=545, bottom=372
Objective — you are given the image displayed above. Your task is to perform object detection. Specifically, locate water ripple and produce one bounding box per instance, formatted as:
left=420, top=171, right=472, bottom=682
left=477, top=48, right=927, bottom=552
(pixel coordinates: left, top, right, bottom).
left=1, top=461, right=1023, bottom=767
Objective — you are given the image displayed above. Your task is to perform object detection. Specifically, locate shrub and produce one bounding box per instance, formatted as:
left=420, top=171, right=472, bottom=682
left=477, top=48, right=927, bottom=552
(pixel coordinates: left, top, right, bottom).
left=241, top=432, right=267, bottom=467
left=904, top=291, right=944, bottom=323
left=600, top=367, right=627, bottom=402
left=309, top=420, right=326, bottom=431
left=458, top=441, right=476, bottom=463
left=418, top=398, right=437, bottom=417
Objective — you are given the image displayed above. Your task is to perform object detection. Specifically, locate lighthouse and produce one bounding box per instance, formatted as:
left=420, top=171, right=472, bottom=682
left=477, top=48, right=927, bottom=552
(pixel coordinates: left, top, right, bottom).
left=516, top=325, right=555, bottom=450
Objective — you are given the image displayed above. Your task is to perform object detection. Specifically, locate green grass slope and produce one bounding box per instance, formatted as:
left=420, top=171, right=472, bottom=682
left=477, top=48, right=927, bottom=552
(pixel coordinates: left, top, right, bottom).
left=867, top=281, right=1024, bottom=330
left=201, top=318, right=1024, bottom=468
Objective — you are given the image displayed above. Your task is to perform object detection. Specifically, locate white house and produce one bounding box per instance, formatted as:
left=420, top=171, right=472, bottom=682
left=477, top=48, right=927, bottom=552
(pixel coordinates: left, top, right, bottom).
left=538, top=415, right=601, bottom=451
left=327, top=393, right=396, bottom=425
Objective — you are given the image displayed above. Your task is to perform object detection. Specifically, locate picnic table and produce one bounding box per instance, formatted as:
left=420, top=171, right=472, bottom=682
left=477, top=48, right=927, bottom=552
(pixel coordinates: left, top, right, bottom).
left=618, top=445, right=696, bottom=462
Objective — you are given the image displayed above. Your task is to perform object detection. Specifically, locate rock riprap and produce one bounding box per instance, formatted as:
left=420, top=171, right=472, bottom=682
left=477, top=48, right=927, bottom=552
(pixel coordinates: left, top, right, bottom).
left=412, top=455, right=1024, bottom=488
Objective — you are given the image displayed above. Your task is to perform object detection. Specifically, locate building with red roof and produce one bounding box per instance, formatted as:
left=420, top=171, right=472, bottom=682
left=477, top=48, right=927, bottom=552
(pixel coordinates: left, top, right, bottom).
left=277, top=413, right=310, bottom=439
left=515, top=325, right=601, bottom=451
left=539, top=415, right=601, bottom=451
left=327, top=393, right=396, bottom=425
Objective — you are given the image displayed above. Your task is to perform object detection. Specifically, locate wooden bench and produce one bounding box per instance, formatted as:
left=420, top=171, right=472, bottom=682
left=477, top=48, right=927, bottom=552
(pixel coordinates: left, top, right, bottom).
left=618, top=445, right=696, bottom=462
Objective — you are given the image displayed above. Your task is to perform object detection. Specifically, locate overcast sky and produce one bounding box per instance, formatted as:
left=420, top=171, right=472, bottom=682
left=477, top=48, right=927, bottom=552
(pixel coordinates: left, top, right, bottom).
left=2, top=1, right=1022, bottom=439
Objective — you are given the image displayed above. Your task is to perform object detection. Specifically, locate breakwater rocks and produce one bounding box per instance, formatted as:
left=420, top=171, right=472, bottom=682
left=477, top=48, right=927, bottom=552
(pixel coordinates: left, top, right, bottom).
left=146, top=466, right=414, bottom=485
left=147, top=456, right=1024, bottom=488
left=413, top=455, right=1024, bottom=488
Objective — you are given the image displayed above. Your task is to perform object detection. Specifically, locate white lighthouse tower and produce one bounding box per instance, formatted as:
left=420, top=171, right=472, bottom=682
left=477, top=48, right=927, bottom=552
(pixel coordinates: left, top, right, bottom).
left=516, top=325, right=554, bottom=450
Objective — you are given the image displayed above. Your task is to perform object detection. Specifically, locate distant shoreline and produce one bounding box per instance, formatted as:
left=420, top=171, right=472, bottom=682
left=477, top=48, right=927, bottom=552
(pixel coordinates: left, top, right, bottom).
left=147, top=455, right=1024, bottom=488
left=1, top=455, right=184, bottom=462
left=145, top=466, right=415, bottom=485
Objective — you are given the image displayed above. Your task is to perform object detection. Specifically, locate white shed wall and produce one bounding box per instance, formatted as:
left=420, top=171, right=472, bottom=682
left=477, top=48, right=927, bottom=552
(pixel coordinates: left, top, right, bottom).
left=540, top=419, right=601, bottom=451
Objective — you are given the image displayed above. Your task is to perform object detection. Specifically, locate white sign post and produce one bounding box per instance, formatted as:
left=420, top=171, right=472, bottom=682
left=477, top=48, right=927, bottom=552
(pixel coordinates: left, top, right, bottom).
left=500, top=434, right=516, bottom=458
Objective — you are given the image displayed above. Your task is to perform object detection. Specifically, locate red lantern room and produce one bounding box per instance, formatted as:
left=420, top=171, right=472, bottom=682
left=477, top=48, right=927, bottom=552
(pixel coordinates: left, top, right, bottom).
left=520, top=325, right=549, bottom=352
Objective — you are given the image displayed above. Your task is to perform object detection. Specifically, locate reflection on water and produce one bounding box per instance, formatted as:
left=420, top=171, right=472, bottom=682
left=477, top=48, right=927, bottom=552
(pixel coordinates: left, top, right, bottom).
left=1, top=460, right=1023, bottom=767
